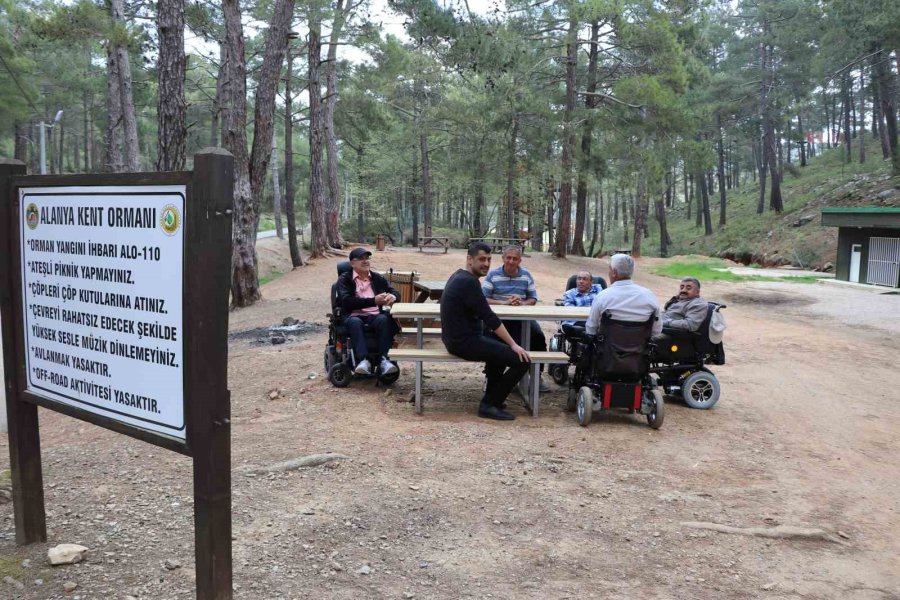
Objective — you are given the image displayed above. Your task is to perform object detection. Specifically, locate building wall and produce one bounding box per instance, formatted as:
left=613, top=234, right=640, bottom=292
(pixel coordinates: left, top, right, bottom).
left=836, top=227, right=900, bottom=285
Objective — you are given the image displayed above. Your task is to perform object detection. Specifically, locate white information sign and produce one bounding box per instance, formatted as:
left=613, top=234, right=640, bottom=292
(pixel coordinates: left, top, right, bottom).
left=19, top=185, right=186, bottom=441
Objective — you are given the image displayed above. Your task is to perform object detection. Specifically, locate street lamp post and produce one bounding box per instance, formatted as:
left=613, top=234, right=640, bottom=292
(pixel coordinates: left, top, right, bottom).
left=38, top=109, right=64, bottom=175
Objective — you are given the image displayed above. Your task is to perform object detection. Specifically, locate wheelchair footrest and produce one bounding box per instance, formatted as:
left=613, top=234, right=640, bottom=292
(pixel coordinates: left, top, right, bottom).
left=601, top=382, right=642, bottom=411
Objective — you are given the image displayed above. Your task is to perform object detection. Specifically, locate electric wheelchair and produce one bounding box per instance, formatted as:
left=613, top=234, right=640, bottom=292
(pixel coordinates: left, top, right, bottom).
left=649, top=302, right=726, bottom=409
left=547, top=273, right=607, bottom=386
left=324, top=261, right=400, bottom=388
left=562, top=312, right=663, bottom=428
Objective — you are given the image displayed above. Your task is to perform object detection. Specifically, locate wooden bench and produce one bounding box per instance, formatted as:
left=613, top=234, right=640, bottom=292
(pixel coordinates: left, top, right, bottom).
left=467, top=237, right=530, bottom=254
left=400, top=327, right=442, bottom=336
left=390, top=348, right=569, bottom=417
left=418, top=236, right=450, bottom=254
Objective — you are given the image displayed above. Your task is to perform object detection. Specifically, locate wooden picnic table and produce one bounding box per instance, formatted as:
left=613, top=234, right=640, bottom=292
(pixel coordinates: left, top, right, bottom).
left=389, top=303, right=590, bottom=416
left=468, top=237, right=531, bottom=254
left=413, top=280, right=446, bottom=303
left=418, top=236, right=450, bottom=253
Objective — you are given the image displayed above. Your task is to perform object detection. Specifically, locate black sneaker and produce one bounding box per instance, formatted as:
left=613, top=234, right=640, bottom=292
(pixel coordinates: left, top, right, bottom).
left=478, top=402, right=515, bottom=421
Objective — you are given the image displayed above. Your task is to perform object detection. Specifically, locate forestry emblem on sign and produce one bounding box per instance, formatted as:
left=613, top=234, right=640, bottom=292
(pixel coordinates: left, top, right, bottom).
left=25, top=203, right=39, bottom=230
left=160, top=204, right=181, bottom=236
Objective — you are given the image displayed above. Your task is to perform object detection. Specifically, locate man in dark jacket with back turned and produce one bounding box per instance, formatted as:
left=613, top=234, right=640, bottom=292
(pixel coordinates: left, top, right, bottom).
left=337, top=247, right=401, bottom=376
left=441, top=242, right=531, bottom=421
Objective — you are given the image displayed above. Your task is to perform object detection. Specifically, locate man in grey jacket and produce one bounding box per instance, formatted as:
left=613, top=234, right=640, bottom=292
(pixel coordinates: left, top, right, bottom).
left=661, top=278, right=707, bottom=332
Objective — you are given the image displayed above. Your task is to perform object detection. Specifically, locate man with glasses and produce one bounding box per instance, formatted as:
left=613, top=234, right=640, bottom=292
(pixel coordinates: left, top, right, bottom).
left=337, top=247, right=401, bottom=376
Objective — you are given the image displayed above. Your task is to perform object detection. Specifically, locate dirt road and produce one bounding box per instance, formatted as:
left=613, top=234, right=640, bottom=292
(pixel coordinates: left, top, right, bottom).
left=1, top=244, right=898, bottom=600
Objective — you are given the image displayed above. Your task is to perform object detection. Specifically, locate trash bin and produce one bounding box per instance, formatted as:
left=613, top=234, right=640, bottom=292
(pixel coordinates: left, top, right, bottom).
left=386, top=270, right=418, bottom=303
left=376, top=234, right=385, bottom=251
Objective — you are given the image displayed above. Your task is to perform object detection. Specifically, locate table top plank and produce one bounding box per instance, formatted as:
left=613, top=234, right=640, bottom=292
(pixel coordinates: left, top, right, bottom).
left=389, top=302, right=590, bottom=320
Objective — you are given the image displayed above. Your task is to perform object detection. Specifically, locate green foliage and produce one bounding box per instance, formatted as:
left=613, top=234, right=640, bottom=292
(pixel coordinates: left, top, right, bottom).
left=652, top=256, right=824, bottom=283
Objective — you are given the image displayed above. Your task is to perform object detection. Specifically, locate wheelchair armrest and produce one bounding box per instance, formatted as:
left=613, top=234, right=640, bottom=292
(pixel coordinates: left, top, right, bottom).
left=562, top=323, right=587, bottom=339
left=554, top=299, right=564, bottom=307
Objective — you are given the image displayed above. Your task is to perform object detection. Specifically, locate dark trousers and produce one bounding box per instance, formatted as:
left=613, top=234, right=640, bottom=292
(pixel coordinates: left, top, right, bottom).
left=448, top=336, right=530, bottom=407
left=345, top=313, right=394, bottom=362
left=497, top=319, right=547, bottom=372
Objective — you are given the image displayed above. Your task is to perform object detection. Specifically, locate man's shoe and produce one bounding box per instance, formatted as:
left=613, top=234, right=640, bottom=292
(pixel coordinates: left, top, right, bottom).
left=539, top=376, right=552, bottom=393
left=379, top=357, right=398, bottom=375
left=354, top=358, right=372, bottom=375
left=478, top=402, right=515, bottom=421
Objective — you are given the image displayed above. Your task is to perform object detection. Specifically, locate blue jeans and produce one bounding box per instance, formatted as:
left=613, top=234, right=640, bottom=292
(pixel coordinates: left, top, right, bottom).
left=345, top=313, right=394, bottom=362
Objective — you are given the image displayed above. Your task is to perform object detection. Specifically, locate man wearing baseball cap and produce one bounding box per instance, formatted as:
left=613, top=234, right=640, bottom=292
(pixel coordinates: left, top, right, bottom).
left=336, top=247, right=402, bottom=376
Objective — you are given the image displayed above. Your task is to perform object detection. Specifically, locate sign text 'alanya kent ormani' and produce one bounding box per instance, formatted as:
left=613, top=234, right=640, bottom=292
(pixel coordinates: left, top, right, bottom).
left=19, top=185, right=186, bottom=441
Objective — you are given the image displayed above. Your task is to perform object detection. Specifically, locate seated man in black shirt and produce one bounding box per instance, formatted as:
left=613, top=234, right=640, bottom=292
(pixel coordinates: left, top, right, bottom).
left=440, top=242, right=531, bottom=421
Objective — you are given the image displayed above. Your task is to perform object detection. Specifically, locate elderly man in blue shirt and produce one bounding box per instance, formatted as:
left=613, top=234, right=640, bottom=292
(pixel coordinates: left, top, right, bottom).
left=586, top=254, right=662, bottom=337
left=561, top=270, right=604, bottom=326
left=482, top=245, right=550, bottom=392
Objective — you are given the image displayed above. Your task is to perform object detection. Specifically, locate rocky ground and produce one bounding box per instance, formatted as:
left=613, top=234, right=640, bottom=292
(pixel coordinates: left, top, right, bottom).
left=1, top=242, right=898, bottom=600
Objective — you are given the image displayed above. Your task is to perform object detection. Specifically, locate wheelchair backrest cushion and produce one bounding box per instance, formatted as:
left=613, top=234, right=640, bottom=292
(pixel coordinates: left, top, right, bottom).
left=595, top=314, right=653, bottom=380
left=565, top=274, right=608, bottom=291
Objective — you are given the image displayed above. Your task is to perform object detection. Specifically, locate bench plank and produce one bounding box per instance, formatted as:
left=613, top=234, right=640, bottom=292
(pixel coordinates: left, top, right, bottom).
left=399, top=328, right=442, bottom=336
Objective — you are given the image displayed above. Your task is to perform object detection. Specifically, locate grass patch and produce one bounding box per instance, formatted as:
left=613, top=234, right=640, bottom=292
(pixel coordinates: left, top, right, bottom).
left=259, top=271, right=286, bottom=286
left=653, top=258, right=825, bottom=284
left=0, top=554, right=25, bottom=581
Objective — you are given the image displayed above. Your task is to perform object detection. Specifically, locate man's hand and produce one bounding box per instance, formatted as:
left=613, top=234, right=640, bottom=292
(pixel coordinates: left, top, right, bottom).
left=507, top=295, right=522, bottom=306
left=374, top=293, right=389, bottom=306
left=383, top=294, right=396, bottom=307
left=510, top=343, right=531, bottom=362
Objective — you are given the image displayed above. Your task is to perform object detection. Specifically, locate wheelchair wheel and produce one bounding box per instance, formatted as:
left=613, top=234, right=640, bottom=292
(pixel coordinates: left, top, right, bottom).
left=323, top=349, right=334, bottom=373
left=566, top=387, right=578, bottom=412
left=576, top=386, right=593, bottom=427
left=328, top=363, right=352, bottom=388
left=645, top=388, right=664, bottom=429
left=682, top=371, right=720, bottom=409
left=377, top=361, right=400, bottom=385
left=549, top=364, right=569, bottom=386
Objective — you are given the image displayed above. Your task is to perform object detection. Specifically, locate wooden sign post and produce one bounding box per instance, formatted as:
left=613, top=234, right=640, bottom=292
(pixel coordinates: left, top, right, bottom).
left=0, top=149, right=234, bottom=600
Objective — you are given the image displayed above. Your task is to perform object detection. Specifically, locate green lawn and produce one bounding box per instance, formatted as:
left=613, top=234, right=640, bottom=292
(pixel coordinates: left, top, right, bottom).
left=652, top=257, right=822, bottom=284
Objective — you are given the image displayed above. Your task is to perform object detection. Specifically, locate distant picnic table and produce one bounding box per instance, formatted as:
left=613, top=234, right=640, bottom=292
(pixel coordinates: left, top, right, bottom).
left=418, top=236, right=450, bottom=254
left=467, top=236, right=530, bottom=254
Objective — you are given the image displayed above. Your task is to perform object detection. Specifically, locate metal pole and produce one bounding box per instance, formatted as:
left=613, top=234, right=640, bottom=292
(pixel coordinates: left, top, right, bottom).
left=38, top=122, right=46, bottom=175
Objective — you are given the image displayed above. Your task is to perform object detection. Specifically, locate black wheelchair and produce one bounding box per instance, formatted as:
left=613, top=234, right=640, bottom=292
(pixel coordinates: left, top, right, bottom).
left=547, top=273, right=607, bottom=386
left=649, top=302, right=726, bottom=409
left=324, top=261, right=400, bottom=388
left=562, top=313, right=663, bottom=428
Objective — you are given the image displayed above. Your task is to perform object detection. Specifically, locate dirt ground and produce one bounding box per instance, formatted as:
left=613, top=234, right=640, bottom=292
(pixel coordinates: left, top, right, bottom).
left=1, top=241, right=899, bottom=600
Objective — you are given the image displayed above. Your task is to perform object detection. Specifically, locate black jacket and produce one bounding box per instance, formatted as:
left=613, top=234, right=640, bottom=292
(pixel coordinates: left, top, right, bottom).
left=337, top=270, right=401, bottom=319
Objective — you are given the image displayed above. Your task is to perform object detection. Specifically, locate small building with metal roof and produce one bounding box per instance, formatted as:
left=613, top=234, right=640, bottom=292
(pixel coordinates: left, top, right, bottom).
left=821, top=208, right=900, bottom=287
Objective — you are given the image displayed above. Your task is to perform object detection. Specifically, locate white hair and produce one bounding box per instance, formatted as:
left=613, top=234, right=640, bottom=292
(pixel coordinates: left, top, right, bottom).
left=609, top=253, right=634, bottom=278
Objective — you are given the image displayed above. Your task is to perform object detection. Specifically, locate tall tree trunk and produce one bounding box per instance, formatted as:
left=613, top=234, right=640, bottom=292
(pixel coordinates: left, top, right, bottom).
left=473, top=161, right=484, bottom=236
left=284, top=39, right=303, bottom=267
left=874, top=49, right=900, bottom=174
left=505, top=114, right=518, bottom=239
left=798, top=113, right=807, bottom=167
left=355, top=146, right=365, bottom=241
left=221, top=0, right=256, bottom=305
left=761, top=36, right=783, bottom=214
left=716, top=112, right=727, bottom=226
left=271, top=131, right=283, bottom=239
left=842, top=75, right=852, bottom=163
left=685, top=172, right=691, bottom=219
left=546, top=201, right=555, bottom=251
left=248, top=0, right=294, bottom=243
left=572, top=19, right=599, bottom=257
left=104, top=30, right=124, bottom=173
left=211, top=44, right=226, bottom=148
left=756, top=140, right=767, bottom=214
left=698, top=170, right=713, bottom=235
left=655, top=196, right=669, bottom=258
left=307, top=13, right=330, bottom=257
left=156, top=0, right=186, bottom=171
left=420, top=134, right=432, bottom=237
left=410, top=151, right=419, bottom=244
left=554, top=14, right=578, bottom=258
left=859, top=69, right=866, bottom=163
left=324, top=0, right=346, bottom=248
left=109, top=0, right=139, bottom=172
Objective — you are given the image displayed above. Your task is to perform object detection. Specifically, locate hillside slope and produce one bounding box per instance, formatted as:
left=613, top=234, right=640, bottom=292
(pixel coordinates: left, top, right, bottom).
left=614, top=148, right=900, bottom=268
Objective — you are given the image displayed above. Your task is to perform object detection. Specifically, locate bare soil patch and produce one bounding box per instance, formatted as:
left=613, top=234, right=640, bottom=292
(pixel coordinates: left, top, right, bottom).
left=1, top=245, right=898, bottom=600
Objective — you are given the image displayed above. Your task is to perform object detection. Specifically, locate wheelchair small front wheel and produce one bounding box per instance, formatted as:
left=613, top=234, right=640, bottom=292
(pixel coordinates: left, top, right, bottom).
left=549, top=364, right=569, bottom=386
left=682, top=371, right=720, bottom=409
left=328, top=363, right=352, bottom=388
left=576, top=386, right=593, bottom=426
left=645, top=388, right=664, bottom=429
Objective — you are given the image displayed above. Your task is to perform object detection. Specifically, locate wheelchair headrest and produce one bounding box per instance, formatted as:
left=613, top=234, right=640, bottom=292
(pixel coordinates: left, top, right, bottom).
left=565, top=274, right=607, bottom=291
left=337, top=261, right=352, bottom=277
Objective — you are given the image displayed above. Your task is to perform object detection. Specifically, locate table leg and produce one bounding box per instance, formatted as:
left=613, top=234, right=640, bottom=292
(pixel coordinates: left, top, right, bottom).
left=416, top=320, right=424, bottom=349
left=530, top=362, right=540, bottom=418
left=516, top=321, right=533, bottom=402
left=415, top=290, right=429, bottom=303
